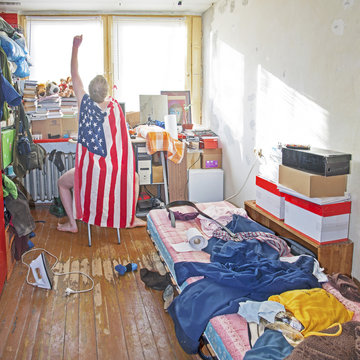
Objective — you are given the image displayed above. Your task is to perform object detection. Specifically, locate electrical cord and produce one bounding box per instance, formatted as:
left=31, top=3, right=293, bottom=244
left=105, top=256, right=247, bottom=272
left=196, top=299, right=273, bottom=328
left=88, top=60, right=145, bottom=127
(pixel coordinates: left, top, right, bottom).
left=183, top=153, right=202, bottom=199
left=21, top=248, right=94, bottom=296
left=225, top=157, right=259, bottom=202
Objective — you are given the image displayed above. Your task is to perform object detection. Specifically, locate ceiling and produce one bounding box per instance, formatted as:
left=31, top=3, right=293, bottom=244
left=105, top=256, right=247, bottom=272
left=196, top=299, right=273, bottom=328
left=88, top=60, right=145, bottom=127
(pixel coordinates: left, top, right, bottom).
left=0, top=0, right=215, bottom=15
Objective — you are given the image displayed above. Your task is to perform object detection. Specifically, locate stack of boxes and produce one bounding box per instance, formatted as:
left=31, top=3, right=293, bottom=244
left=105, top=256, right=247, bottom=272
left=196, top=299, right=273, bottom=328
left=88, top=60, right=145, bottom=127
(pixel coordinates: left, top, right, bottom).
left=186, top=130, right=224, bottom=202
left=255, top=146, right=352, bottom=245
left=185, top=129, right=222, bottom=170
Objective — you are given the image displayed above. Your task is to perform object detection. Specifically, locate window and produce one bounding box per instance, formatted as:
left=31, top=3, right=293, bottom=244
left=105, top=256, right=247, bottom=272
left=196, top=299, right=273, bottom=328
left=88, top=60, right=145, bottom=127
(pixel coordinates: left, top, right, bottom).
left=26, top=16, right=104, bottom=90
left=112, top=17, right=187, bottom=112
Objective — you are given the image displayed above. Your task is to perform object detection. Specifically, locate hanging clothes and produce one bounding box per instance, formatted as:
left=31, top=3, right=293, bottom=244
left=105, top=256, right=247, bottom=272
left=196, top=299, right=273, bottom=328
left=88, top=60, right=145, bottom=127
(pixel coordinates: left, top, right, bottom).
left=4, top=189, right=35, bottom=238
left=0, top=47, right=21, bottom=121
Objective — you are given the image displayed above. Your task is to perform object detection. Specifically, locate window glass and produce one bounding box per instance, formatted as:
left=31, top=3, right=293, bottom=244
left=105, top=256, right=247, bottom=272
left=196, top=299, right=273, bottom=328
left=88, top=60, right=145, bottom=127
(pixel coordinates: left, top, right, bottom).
left=26, top=16, right=104, bottom=90
left=112, top=17, right=187, bottom=111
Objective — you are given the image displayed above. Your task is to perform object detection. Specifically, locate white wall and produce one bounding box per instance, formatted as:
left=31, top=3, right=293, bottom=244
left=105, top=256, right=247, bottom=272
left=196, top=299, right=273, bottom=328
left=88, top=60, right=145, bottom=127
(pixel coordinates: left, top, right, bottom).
left=202, top=0, right=360, bottom=278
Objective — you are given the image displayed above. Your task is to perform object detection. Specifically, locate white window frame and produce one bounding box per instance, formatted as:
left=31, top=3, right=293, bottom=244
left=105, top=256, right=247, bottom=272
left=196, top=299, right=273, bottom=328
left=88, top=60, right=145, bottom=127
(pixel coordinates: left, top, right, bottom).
left=26, top=16, right=104, bottom=90
left=112, top=16, right=187, bottom=112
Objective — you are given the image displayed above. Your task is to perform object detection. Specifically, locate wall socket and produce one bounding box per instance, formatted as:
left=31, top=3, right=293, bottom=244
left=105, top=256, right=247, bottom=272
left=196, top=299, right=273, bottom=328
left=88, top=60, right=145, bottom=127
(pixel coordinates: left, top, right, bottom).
left=254, top=148, right=263, bottom=158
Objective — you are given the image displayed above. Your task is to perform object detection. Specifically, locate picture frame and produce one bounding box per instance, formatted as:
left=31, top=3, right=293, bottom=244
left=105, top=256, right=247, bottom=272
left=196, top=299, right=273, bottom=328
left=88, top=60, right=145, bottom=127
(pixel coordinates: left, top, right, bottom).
left=160, top=90, right=192, bottom=125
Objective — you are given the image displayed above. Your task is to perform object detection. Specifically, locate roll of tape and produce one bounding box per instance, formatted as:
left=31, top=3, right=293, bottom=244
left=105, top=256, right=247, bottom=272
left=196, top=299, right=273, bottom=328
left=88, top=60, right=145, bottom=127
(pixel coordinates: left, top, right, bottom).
left=186, top=228, right=208, bottom=251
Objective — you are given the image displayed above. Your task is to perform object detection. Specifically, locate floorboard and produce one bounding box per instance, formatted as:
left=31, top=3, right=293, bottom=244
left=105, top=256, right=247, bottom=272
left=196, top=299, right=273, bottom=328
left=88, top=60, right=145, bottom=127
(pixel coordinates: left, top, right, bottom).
left=0, top=206, right=200, bottom=360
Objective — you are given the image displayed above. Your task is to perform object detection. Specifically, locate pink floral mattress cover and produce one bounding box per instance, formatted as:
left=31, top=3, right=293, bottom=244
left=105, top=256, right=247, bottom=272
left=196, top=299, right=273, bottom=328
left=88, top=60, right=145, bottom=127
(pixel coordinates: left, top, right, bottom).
left=148, top=200, right=360, bottom=359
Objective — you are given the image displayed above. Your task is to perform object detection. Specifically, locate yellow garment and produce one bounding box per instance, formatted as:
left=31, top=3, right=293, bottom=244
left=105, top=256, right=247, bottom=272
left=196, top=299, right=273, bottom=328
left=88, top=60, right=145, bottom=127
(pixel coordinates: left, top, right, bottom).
left=306, top=322, right=342, bottom=337
left=269, top=288, right=353, bottom=337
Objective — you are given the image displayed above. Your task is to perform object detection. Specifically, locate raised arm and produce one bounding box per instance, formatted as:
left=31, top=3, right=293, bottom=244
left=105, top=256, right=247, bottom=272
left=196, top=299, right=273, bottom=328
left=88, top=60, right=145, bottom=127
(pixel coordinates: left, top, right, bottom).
left=71, top=35, right=86, bottom=104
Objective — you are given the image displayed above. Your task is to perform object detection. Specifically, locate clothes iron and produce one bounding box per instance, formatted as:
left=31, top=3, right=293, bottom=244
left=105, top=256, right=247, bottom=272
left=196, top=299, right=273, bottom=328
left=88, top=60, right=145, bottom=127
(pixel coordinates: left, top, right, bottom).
left=22, top=248, right=94, bottom=296
left=29, top=252, right=54, bottom=290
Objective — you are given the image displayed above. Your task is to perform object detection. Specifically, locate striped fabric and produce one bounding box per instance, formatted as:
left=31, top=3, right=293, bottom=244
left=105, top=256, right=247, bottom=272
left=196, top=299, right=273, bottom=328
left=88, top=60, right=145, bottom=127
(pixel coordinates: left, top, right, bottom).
left=212, top=229, right=291, bottom=257
left=74, top=95, right=136, bottom=228
left=136, top=124, right=185, bottom=164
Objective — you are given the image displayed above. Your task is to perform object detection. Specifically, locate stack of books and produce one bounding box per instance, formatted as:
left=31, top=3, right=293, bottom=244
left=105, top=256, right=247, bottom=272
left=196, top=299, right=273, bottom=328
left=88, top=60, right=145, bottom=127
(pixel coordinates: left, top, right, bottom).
left=23, top=80, right=38, bottom=114
left=61, top=96, right=78, bottom=118
left=37, top=95, right=63, bottom=118
left=29, top=108, right=49, bottom=121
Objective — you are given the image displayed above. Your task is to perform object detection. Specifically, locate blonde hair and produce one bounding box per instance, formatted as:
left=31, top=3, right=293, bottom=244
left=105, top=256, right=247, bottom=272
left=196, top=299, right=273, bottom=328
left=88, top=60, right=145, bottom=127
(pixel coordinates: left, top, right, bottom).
left=88, top=75, right=108, bottom=103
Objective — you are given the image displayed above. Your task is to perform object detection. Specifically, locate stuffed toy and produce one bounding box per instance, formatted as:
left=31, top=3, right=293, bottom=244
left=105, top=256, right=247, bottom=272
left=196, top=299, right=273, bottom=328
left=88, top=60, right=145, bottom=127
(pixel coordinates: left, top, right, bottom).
left=58, top=77, right=75, bottom=97
left=58, top=78, right=68, bottom=97
left=46, top=81, right=60, bottom=96
left=36, top=83, right=46, bottom=98
left=66, top=76, right=75, bottom=97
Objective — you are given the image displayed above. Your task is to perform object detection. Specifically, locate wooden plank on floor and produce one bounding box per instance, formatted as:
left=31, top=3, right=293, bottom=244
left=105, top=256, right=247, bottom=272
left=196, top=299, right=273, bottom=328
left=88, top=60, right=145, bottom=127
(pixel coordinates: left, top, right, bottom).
left=78, top=224, right=98, bottom=360
left=91, top=226, right=129, bottom=360
left=16, top=208, right=52, bottom=360
left=108, top=228, right=156, bottom=360
left=127, top=226, right=197, bottom=360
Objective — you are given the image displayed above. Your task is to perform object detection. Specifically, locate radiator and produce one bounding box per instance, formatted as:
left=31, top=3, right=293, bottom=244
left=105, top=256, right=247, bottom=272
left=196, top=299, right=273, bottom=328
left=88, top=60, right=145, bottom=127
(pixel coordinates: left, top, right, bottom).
left=23, top=153, right=76, bottom=203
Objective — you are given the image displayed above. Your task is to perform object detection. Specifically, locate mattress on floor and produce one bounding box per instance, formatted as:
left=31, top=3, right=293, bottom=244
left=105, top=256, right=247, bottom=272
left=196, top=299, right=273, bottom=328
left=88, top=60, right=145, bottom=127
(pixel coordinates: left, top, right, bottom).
left=147, top=200, right=360, bottom=360
left=147, top=201, right=251, bottom=359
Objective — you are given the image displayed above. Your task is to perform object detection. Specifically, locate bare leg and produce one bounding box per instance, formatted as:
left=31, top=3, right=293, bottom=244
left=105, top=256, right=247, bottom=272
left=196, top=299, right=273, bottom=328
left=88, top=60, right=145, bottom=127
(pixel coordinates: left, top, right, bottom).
left=57, top=168, right=78, bottom=233
left=128, top=172, right=146, bottom=228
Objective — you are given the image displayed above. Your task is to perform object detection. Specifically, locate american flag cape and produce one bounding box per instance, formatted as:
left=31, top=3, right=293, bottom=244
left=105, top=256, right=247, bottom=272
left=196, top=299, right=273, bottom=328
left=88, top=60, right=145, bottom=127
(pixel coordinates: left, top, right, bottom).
left=73, top=94, right=136, bottom=228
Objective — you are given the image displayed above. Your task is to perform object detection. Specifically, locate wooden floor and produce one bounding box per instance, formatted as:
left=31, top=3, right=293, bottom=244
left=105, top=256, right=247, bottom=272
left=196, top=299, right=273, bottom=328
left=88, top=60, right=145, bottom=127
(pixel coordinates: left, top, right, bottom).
left=0, top=206, right=201, bottom=360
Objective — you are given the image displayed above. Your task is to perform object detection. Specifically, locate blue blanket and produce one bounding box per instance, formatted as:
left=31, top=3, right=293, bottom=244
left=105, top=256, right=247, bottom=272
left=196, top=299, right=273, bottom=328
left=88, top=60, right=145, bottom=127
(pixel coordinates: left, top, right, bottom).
left=168, top=255, right=320, bottom=354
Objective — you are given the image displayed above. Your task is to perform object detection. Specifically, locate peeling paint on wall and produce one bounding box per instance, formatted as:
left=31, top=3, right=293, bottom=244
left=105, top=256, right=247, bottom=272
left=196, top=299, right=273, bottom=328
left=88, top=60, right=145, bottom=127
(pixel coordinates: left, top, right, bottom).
left=332, top=19, right=344, bottom=36
left=343, top=0, right=354, bottom=9
left=218, top=0, right=228, bottom=13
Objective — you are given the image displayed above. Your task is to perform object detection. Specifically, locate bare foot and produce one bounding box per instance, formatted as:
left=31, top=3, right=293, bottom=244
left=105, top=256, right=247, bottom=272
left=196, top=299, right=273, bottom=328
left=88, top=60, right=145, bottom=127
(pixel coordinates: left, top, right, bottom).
left=127, top=217, right=147, bottom=228
left=57, top=222, right=78, bottom=233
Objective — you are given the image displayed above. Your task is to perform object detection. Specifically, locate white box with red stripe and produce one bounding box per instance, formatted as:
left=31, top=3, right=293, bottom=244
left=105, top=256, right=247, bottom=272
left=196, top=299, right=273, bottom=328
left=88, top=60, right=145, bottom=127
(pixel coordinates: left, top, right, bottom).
left=255, top=176, right=285, bottom=220
left=284, top=194, right=351, bottom=244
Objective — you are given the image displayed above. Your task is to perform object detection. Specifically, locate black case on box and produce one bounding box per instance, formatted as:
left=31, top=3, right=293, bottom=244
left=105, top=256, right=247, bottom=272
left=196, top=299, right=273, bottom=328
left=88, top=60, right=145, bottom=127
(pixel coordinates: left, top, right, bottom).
left=282, top=147, right=352, bottom=176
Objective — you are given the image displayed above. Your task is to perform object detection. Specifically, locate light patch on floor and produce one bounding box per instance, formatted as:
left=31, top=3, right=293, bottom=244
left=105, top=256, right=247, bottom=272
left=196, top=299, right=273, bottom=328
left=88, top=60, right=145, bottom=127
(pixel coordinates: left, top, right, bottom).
left=80, top=258, right=90, bottom=285
left=94, top=282, right=102, bottom=307
left=103, top=258, right=114, bottom=282
left=70, top=259, right=80, bottom=287
left=92, top=257, right=103, bottom=277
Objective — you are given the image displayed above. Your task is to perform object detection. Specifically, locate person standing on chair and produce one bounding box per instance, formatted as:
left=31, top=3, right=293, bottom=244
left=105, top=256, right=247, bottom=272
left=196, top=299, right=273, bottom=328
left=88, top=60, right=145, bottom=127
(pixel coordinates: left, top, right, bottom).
left=57, top=34, right=145, bottom=233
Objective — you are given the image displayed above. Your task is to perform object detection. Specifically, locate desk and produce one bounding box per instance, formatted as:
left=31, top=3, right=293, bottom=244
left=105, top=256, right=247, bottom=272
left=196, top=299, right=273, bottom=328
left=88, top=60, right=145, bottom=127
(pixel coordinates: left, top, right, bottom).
left=244, top=200, right=353, bottom=276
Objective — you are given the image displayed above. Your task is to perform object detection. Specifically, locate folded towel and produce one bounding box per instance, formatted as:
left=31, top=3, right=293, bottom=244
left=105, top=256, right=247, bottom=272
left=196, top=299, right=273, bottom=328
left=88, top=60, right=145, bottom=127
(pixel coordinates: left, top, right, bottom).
left=136, top=125, right=185, bottom=164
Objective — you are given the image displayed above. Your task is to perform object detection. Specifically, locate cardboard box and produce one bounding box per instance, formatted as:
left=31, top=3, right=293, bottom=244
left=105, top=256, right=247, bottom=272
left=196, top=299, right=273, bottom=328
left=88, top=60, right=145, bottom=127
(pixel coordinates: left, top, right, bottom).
left=1, top=128, right=15, bottom=169
left=61, top=117, right=78, bottom=137
left=200, top=136, right=218, bottom=149
left=255, top=176, right=285, bottom=220
left=126, top=112, right=140, bottom=128
left=284, top=193, right=351, bottom=244
left=31, top=118, right=62, bottom=139
left=278, top=165, right=347, bottom=198
left=202, top=148, right=222, bottom=169
left=187, top=150, right=202, bottom=169
left=152, top=165, right=164, bottom=183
